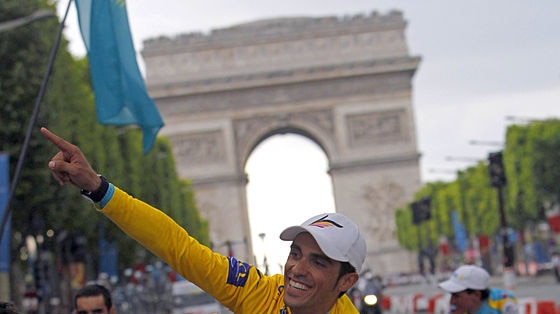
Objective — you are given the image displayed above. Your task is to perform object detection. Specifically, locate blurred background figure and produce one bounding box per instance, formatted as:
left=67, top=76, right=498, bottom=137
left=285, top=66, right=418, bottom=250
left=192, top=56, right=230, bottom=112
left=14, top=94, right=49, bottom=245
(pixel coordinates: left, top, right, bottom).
left=348, top=270, right=384, bottom=314
left=551, top=250, right=560, bottom=283
left=73, top=284, right=115, bottom=314
left=0, top=301, right=20, bottom=314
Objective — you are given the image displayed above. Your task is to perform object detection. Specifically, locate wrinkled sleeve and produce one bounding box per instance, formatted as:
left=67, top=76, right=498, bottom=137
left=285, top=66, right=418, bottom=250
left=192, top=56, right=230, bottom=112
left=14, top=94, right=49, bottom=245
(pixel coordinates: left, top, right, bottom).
left=98, top=186, right=277, bottom=312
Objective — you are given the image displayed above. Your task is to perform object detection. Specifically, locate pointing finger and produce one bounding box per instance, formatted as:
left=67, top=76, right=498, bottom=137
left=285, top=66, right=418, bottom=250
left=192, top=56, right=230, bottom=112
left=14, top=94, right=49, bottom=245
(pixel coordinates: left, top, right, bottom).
left=41, top=127, right=101, bottom=190
left=40, top=127, right=81, bottom=162
left=40, top=127, right=72, bottom=152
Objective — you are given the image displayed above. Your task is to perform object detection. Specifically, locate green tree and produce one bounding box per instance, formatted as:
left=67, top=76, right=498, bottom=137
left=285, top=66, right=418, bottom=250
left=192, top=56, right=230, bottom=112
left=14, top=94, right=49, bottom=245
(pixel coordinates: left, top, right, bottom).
left=503, top=125, right=536, bottom=229
left=1, top=0, right=209, bottom=292
left=396, top=119, right=560, bottom=269
left=0, top=0, right=61, bottom=234
left=504, top=119, right=560, bottom=228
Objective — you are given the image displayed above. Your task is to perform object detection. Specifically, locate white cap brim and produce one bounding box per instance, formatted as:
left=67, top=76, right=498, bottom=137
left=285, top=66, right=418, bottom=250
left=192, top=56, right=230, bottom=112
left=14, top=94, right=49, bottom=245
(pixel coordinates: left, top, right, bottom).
left=280, top=226, right=348, bottom=263
left=438, top=279, right=467, bottom=293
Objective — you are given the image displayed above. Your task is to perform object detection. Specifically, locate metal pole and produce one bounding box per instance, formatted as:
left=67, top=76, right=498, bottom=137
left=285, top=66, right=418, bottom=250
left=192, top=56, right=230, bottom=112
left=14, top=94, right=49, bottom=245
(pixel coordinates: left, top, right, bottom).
left=497, top=185, right=516, bottom=289
left=417, top=224, right=424, bottom=275
left=0, top=10, right=55, bottom=33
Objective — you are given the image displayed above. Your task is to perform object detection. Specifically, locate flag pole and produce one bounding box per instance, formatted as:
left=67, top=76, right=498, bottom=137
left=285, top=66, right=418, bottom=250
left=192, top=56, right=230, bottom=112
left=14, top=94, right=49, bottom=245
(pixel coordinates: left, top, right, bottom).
left=0, top=0, right=73, bottom=244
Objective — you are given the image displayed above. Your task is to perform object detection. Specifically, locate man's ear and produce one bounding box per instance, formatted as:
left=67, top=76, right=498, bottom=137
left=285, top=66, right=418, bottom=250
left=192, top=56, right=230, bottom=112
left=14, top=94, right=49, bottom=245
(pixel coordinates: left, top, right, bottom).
left=337, top=272, right=359, bottom=292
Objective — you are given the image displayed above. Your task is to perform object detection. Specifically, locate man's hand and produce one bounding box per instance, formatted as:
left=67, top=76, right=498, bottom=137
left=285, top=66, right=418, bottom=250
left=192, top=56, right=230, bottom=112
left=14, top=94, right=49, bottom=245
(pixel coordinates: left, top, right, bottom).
left=40, top=127, right=101, bottom=191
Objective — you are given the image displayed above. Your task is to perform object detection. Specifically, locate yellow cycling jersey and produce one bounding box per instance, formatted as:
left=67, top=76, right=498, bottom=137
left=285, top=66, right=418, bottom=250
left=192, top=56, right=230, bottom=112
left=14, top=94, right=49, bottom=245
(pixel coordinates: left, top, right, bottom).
left=99, top=186, right=359, bottom=314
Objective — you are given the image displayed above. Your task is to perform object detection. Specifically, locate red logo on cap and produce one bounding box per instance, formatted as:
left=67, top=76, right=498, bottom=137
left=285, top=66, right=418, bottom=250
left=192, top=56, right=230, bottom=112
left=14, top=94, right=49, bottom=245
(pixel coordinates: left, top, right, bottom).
left=308, top=215, right=343, bottom=228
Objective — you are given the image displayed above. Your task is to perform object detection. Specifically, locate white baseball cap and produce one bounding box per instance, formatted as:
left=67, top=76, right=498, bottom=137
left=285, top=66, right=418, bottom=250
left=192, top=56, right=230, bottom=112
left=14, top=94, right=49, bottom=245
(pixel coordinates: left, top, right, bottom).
left=279, top=213, right=367, bottom=272
left=438, top=265, right=490, bottom=293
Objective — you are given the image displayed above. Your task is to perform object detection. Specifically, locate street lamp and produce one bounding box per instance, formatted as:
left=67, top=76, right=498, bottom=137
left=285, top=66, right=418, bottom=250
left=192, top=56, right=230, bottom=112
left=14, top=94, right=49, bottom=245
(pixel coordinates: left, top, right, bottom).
left=469, top=140, right=503, bottom=147
left=445, top=156, right=481, bottom=163
left=411, top=197, right=435, bottom=277
left=488, top=151, right=515, bottom=289
left=0, top=10, right=55, bottom=33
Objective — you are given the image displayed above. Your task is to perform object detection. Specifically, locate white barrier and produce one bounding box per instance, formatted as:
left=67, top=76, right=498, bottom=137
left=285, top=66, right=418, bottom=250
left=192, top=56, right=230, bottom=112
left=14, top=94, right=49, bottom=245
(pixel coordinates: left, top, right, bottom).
left=388, top=294, right=431, bottom=314
left=433, top=294, right=450, bottom=314
left=389, top=295, right=417, bottom=314
left=415, top=295, right=429, bottom=312
left=387, top=294, right=557, bottom=314
left=518, top=298, right=538, bottom=314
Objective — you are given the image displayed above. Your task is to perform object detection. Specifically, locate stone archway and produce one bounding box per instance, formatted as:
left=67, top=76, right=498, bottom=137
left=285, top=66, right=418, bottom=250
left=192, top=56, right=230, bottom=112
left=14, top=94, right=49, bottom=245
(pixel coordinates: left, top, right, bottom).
left=142, top=11, right=422, bottom=274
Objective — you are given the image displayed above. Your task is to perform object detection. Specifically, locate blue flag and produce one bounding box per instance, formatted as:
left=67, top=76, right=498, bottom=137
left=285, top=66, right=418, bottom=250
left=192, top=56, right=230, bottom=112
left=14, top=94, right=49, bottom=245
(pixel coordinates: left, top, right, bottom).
left=451, top=210, right=468, bottom=253
left=75, top=0, right=164, bottom=154
left=0, top=153, right=9, bottom=272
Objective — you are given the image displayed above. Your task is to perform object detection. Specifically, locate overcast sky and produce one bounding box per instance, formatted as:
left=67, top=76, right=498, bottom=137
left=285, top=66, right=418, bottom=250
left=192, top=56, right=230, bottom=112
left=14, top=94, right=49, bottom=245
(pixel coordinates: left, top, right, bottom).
left=57, top=0, right=560, bottom=274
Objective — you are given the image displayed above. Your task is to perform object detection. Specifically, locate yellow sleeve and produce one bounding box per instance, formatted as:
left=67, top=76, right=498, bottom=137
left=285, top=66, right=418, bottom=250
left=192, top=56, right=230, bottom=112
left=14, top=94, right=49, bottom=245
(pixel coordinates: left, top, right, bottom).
left=98, top=187, right=359, bottom=313
left=99, top=187, right=282, bottom=312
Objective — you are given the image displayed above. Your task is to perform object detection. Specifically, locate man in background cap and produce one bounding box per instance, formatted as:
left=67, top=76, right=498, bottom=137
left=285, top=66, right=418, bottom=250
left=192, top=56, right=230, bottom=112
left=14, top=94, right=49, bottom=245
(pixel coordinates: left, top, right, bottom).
left=438, top=265, right=518, bottom=314
left=41, top=127, right=367, bottom=314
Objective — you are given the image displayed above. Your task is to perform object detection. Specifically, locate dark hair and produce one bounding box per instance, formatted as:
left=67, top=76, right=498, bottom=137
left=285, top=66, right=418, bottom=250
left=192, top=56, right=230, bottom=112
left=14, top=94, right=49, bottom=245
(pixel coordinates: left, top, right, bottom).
left=74, top=284, right=113, bottom=310
left=336, top=261, right=357, bottom=298
left=0, top=301, right=19, bottom=314
left=465, top=288, right=490, bottom=301
left=480, top=288, right=490, bottom=301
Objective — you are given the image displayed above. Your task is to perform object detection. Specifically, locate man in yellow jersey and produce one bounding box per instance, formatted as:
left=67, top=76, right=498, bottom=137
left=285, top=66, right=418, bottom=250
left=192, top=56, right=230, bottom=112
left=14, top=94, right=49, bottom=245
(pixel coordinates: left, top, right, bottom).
left=41, top=127, right=367, bottom=314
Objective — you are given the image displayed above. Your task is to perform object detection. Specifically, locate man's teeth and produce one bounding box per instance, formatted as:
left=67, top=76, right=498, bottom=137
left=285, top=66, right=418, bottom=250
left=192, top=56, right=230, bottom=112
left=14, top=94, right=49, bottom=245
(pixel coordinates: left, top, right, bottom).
left=290, top=280, right=308, bottom=290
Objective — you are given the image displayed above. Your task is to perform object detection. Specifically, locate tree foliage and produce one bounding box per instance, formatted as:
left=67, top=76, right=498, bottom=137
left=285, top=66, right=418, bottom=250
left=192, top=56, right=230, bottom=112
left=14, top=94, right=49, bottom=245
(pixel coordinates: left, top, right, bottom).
left=396, top=119, right=560, bottom=260
left=1, top=0, right=209, bottom=284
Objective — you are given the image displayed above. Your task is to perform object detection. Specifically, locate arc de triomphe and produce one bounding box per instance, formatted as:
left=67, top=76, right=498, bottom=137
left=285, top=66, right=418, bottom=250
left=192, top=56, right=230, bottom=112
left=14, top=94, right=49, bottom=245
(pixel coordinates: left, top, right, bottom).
left=142, top=10, right=422, bottom=274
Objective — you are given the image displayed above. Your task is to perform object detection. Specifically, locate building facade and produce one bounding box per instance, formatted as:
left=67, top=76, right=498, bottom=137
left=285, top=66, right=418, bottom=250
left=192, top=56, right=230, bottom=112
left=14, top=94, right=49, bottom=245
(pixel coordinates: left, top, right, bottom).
left=142, top=10, right=422, bottom=274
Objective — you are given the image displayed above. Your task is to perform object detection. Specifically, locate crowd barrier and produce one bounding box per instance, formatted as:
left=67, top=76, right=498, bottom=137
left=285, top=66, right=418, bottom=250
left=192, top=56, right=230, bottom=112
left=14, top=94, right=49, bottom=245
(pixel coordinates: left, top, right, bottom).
left=381, top=293, right=559, bottom=314
left=518, top=298, right=560, bottom=314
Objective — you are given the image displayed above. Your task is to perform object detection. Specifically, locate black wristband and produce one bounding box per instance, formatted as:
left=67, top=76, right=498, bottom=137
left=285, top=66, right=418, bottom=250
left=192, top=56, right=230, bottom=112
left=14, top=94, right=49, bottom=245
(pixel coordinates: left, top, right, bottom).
left=80, top=175, right=109, bottom=203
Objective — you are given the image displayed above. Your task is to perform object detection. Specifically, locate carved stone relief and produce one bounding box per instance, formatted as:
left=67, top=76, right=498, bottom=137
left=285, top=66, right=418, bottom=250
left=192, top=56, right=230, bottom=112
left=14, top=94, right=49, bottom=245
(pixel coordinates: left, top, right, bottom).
left=347, top=109, right=408, bottom=148
left=171, top=130, right=226, bottom=164
left=362, top=177, right=406, bottom=244
left=154, top=71, right=413, bottom=118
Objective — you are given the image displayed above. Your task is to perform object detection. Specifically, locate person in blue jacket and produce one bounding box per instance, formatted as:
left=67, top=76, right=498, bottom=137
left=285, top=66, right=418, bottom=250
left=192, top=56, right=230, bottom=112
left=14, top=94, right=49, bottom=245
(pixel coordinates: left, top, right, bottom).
left=438, top=265, right=518, bottom=314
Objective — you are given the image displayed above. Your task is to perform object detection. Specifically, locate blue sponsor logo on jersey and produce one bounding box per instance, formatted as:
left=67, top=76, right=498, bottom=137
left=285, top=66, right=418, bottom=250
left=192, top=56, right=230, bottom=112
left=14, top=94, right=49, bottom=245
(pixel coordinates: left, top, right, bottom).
left=227, top=257, right=250, bottom=287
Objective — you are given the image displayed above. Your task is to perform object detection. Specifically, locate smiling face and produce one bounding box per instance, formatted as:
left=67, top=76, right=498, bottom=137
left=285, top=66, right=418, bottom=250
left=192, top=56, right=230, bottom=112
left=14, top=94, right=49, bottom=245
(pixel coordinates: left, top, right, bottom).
left=283, top=232, right=358, bottom=314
